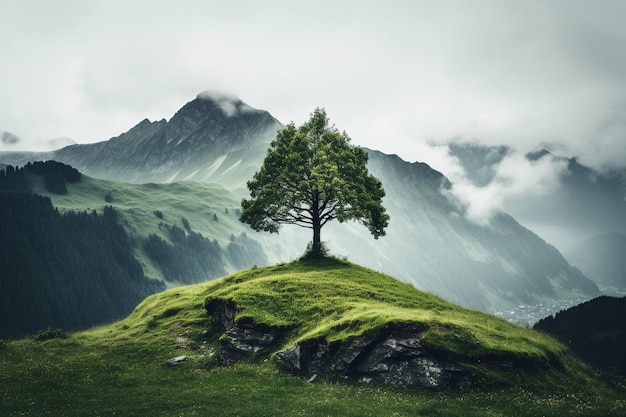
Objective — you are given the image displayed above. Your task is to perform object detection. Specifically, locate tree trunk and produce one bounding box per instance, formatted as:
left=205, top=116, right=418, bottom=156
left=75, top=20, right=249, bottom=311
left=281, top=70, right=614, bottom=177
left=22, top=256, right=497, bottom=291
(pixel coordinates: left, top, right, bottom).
left=311, top=194, right=322, bottom=257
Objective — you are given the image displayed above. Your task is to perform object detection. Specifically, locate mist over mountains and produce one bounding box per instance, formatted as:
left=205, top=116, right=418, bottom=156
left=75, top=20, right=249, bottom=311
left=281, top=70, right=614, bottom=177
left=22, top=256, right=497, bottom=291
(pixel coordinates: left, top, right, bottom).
left=564, top=233, right=626, bottom=289
left=0, top=130, right=76, bottom=152
left=447, top=142, right=626, bottom=253
left=446, top=142, right=626, bottom=294
left=1, top=92, right=614, bottom=330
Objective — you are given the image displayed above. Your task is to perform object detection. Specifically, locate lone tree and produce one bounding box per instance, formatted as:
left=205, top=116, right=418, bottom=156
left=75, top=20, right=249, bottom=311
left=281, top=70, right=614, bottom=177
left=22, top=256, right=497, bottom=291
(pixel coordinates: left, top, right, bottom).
left=240, top=108, right=389, bottom=258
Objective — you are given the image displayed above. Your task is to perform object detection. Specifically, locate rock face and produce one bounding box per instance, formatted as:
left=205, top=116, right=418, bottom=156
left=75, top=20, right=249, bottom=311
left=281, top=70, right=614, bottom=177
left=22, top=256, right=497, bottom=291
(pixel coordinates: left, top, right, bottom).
left=204, top=298, right=288, bottom=363
left=50, top=93, right=283, bottom=187
left=276, top=334, right=471, bottom=390
left=205, top=298, right=471, bottom=390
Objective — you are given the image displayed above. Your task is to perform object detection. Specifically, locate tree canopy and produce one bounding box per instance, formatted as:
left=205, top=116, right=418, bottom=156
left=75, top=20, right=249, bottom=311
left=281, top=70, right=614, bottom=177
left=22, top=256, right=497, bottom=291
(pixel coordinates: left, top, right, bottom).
left=240, top=108, right=389, bottom=257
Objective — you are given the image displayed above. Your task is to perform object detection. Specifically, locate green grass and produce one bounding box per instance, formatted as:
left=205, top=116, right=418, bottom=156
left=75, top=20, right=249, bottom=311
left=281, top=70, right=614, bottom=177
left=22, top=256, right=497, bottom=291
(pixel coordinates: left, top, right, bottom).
left=206, top=259, right=567, bottom=366
left=32, top=175, right=253, bottom=279
left=1, top=259, right=625, bottom=416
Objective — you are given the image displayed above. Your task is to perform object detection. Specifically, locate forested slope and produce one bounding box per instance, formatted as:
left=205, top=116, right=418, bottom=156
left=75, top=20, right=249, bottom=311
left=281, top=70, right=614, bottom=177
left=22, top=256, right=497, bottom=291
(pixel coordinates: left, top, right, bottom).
left=534, top=295, right=626, bottom=376
left=0, top=164, right=165, bottom=338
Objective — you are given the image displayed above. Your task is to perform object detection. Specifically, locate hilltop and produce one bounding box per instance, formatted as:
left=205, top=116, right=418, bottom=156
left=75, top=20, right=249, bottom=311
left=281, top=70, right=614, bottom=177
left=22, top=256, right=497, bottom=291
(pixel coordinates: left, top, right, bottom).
left=1, top=260, right=624, bottom=416
left=202, top=258, right=569, bottom=389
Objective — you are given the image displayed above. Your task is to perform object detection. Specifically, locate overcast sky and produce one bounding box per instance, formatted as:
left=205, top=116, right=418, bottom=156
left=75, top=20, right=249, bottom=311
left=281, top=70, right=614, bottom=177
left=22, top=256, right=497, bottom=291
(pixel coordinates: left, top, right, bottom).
left=2, top=1, right=625, bottom=177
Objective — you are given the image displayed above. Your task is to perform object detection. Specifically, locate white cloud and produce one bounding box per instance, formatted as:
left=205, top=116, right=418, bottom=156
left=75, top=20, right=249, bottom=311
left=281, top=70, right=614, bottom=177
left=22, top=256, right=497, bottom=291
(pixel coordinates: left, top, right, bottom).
left=0, top=0, right=625, bottom=172
left=443, top=149, right=569, bottom=225
left=197, top=90, right=256, bottom=117
left=569, top=103, right=626, bottom=173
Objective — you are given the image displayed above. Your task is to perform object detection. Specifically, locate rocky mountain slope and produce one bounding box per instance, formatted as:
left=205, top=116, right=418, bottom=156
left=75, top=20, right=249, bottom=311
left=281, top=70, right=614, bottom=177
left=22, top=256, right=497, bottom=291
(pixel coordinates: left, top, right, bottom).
left=449, top=143, right=626, bottom=257
left=563, top=233, right=626, bottom=290
left=0, top=92, right=281, bottom=192
left=337, top=150, right=599, bottom=312
left=52, top=91, right=282, bottom=192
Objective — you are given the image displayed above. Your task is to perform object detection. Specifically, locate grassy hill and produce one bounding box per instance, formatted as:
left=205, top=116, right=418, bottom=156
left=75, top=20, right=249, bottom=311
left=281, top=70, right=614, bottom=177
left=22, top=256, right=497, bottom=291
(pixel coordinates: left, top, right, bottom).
left=31, top=173, right=269, bottom=282
left=1, top=259, right=624, bottom=416
left=1, top=163, right=272, bottom=338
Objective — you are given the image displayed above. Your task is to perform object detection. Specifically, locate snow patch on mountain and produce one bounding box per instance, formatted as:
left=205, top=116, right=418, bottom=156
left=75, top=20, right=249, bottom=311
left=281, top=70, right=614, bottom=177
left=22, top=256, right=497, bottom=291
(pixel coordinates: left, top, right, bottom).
left=221, top=159, right=242, bottom=176
left=183, top=169, right=200, bottom=181
left=166, top=170, right=182, bottom=183
left=204, top=155, right=227, bottom=178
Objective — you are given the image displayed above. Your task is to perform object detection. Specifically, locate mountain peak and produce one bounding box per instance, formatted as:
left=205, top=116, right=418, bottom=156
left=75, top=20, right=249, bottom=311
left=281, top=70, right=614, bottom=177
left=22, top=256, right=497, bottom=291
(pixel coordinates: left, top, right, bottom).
left=196, top=89, right=240, bottom=101
left=195, top=90, right=256, bottom=117
left=526, top=148, right=552, bottom=161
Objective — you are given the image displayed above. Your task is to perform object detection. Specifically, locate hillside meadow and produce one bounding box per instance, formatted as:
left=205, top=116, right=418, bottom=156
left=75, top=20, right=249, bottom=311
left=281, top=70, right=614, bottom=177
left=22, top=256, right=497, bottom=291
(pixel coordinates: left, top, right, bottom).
left=31, top=174, right=252, bottom=279
left=2, top=259, right=625, bottom=416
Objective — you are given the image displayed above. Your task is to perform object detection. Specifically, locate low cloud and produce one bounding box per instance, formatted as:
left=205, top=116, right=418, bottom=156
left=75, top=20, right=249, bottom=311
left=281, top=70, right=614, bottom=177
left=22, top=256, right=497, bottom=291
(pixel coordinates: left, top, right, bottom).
left=197, top=90, right=255, bottom=117
left=570, top=104, right=626, bottom=174
left=0, top=131, right=75, bottom=152
left=441, top=143, right=569, bottom=226
left=1, top=131, right=20, bottom=147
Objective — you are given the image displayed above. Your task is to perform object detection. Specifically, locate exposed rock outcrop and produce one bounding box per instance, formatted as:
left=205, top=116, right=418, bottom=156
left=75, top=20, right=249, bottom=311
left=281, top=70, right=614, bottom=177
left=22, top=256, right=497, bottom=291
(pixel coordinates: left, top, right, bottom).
left=205, top=297, right=472, bottom=390
left=276, top=332, right=471, bottom=390
left=204, top=298, right=288, bottom=363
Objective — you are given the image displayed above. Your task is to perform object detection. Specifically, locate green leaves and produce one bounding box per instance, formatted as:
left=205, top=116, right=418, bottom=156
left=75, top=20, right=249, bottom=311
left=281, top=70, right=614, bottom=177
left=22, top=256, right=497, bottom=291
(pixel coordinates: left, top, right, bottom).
left=240, top=108, right=390, bottom=252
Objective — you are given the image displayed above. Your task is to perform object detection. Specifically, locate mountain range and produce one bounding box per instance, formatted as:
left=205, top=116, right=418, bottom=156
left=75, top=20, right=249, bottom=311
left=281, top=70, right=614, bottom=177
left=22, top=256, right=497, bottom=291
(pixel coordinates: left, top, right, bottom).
left=0, top=130, right=76, bottom=152
left=0, top=92, right=609, bottom=328
left=564, top=233, right=626, bottom=290
left=1, top=92, right=282, bottom=192
left=448, top=142, right=626, bottom=294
